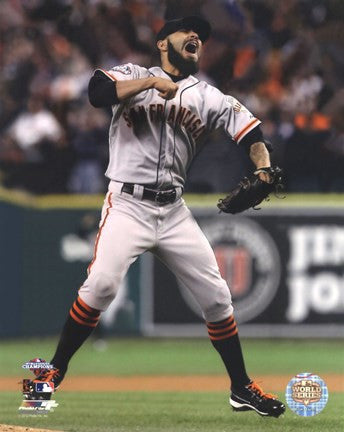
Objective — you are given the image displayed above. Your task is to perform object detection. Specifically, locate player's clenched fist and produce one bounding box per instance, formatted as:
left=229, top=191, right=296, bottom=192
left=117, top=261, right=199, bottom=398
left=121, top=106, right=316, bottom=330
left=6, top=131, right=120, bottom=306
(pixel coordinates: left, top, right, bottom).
left=151, top=77, right=178, bottom=100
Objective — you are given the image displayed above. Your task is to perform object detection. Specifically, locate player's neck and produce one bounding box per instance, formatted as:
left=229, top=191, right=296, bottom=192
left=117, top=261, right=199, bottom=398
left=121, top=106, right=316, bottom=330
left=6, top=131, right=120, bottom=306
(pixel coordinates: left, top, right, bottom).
left=160, top=58, right=184, bottom=78
left=163, top=69, right=187, bottom=82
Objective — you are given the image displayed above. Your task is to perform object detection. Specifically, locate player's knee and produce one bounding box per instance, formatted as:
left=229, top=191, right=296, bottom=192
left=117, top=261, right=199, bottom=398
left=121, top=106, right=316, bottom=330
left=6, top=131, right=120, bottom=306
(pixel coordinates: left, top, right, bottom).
left=90, top=272, right=118, bottom=302
left=203, top=295, right=233, bottom=323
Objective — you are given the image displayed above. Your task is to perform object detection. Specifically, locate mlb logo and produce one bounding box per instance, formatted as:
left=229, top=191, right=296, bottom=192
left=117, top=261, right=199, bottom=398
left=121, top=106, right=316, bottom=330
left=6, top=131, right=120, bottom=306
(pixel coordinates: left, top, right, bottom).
left=35, top=381, right=54, bottom=393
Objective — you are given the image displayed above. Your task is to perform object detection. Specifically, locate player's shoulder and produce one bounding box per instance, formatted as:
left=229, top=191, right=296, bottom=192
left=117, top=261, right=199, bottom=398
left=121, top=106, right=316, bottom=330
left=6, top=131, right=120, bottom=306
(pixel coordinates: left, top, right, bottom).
left=95, top=62, right=149, bottom=81
left=108, top=63, right=150, bottom=78
left=197, top=80, right=244, bottom=109
left=194, top=79, right=227, bottom=104
left=148, top=66, right=164, bottom=77
left=197, top=79, right=223, bottom=95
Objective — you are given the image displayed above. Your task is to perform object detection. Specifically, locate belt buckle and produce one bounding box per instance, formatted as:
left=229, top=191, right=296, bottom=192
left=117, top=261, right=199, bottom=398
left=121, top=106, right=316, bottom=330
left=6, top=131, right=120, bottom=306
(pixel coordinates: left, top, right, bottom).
left=155, top=189, right=176, bottom=204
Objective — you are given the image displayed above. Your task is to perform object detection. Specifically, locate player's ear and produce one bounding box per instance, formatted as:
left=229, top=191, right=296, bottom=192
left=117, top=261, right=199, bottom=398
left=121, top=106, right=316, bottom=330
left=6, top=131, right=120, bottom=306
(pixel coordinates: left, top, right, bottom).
left=157, top=39, right=168, bottom=52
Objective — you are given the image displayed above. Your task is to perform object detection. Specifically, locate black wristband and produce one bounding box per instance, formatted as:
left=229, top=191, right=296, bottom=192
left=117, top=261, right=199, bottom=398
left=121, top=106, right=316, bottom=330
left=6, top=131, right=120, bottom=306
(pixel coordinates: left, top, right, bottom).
left=240, top=126, right=273, bottom=153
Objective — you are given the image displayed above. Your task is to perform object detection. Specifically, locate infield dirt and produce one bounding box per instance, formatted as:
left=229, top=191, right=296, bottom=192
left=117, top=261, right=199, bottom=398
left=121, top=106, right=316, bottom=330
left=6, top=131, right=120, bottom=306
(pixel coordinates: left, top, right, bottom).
left=0, top=426, right=63, bottom=432
left=1, top=374, right=343, bottom=392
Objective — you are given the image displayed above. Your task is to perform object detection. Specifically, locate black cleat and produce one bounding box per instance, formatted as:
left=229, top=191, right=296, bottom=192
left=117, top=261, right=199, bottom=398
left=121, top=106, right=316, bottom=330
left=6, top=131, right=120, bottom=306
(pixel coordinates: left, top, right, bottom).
left=230, top=381, right=286, bottom=417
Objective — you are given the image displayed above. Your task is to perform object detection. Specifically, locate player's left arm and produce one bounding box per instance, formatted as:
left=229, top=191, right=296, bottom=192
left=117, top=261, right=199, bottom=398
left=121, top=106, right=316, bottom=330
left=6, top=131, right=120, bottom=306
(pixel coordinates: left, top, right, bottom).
left=240, top=127, right=272, bottom=183
left=248, top=141, right=271, bottom=182
left=207, top=87, right=273, bottom=182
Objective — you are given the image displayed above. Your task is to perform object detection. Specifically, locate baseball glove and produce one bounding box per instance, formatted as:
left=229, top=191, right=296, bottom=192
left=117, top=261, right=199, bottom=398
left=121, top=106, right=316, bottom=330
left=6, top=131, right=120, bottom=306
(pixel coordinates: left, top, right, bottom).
left=217, top=166, right=283, bottom=214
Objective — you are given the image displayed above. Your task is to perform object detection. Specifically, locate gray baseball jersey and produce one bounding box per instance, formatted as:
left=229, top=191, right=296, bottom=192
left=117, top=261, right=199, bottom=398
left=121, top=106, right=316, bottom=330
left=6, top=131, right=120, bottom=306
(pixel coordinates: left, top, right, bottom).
left=79, top=62, right=261, bottom=322
left=98, top=63, right=261, bottom=189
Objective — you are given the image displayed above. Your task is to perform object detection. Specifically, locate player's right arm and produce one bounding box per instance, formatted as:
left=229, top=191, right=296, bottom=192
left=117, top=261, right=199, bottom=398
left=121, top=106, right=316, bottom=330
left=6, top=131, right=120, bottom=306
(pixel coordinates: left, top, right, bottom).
left=116, top=77, right=178, bottom=101
left=88, top=68, right=178, bottom=107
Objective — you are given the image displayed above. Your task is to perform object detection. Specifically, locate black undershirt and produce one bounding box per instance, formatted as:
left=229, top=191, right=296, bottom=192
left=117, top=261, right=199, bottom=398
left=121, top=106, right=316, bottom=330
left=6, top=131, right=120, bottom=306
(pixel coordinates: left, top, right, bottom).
left=88, top=70, right=119, bottom=107
left=163, top=70, right=187, bottom=82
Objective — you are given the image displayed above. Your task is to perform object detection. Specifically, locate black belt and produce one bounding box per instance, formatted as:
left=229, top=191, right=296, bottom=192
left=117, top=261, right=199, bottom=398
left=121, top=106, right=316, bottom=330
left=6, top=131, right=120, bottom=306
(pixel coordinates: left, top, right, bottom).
left=121, top=183, right=177, bottom=204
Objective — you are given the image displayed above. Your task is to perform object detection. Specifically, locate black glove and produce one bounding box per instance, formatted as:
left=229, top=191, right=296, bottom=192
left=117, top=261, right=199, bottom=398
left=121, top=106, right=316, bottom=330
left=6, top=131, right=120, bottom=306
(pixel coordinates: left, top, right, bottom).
left=217, top=166, right=283, bottom=214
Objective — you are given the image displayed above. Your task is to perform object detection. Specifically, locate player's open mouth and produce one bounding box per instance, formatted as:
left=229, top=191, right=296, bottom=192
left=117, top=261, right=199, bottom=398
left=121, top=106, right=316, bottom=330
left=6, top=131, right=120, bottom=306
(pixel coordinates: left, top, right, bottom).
left=184, top=40, right=198, bottom=54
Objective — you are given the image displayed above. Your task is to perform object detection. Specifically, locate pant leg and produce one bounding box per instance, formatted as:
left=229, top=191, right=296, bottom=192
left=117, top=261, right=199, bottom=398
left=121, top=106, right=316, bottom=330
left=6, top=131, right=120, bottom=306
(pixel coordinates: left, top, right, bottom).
left=155, top=200, right=233, bottom=322
left=79, top=190, right=156, bottom=311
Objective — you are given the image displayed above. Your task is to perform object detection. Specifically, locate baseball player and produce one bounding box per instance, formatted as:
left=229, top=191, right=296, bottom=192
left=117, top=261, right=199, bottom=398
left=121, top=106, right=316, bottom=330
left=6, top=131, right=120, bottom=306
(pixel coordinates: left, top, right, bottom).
left=28, top=16, right=285, bottom=417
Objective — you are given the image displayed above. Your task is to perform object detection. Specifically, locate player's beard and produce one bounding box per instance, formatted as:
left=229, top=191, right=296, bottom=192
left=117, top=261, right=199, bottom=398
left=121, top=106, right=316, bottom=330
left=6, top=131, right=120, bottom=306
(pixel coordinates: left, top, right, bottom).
left=167, top=41, right=199, bottom=76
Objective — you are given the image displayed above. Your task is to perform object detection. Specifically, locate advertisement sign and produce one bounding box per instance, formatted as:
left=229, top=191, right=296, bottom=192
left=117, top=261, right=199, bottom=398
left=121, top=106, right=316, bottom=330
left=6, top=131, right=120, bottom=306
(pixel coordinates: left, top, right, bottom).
left=141, top=208, right=344, bottom=338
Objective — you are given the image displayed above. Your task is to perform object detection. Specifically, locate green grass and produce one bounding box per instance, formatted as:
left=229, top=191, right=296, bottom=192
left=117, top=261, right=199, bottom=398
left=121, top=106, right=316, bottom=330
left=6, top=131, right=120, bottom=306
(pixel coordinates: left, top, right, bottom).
left=1, top=338, right=343, bottom=377
left=2, top=185, right=344, bottom=210
left=1, top=391, right=343, bottom=432
left=1, top=339, right=343, bottom=431
left=185, top=193, right=344, bottom=208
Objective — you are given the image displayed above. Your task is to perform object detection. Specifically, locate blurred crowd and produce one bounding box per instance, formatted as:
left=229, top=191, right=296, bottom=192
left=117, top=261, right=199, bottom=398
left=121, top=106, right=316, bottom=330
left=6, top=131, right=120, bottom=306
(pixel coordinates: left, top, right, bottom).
left=0, top=0, right=343, bottom=194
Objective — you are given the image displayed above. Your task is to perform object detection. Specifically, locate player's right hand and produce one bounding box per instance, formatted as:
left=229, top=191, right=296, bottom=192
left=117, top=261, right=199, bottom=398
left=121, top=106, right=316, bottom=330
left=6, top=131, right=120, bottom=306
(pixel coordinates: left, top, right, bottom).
left=152, top=77, right=178, bottom=100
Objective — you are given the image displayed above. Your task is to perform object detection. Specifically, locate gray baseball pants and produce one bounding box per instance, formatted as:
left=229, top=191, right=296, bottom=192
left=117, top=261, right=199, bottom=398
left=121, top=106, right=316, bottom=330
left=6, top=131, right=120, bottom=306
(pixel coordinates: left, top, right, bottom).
left=78, top=181, right=233, bottom=322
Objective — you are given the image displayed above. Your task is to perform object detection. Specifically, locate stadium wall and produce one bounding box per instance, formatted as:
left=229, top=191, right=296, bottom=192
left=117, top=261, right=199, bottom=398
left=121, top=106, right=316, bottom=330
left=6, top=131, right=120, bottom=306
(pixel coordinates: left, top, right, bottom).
left=1, top=190, right=343, bottom=338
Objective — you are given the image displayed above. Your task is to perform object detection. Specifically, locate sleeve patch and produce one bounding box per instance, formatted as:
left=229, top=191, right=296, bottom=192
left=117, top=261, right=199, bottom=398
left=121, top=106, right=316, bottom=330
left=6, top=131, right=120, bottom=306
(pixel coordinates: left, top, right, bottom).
left=111, top=65, right=132, bottom=75
left=233, top=101, right=242, bottom=113
left=226, top=96, right=245, bottom=114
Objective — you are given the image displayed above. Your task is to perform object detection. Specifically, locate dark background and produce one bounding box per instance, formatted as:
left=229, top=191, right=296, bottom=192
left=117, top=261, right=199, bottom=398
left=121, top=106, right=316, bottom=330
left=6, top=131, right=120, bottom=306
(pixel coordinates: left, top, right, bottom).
left=0, top=0, right=343, bottom=195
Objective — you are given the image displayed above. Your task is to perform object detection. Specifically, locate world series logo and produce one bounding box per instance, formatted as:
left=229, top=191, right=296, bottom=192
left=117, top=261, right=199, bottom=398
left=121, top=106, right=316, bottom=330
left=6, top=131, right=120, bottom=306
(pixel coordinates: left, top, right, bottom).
left=292, top=379, right=322, bottom=405
left=285, top=373, right=328, bottom=416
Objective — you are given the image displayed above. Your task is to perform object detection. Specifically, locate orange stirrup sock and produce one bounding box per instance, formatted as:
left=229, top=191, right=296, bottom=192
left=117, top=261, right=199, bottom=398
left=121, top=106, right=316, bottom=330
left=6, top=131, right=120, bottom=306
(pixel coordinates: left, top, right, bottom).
left=206, top=315, right=238, bottom=341
left=69, top=296, right=100, bottom=328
